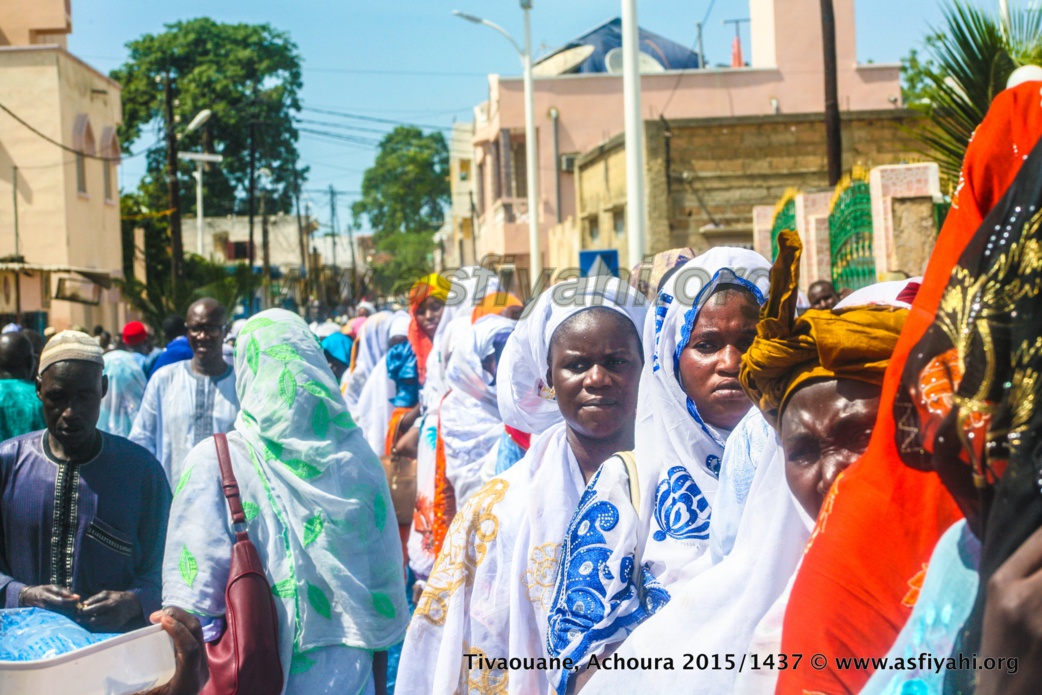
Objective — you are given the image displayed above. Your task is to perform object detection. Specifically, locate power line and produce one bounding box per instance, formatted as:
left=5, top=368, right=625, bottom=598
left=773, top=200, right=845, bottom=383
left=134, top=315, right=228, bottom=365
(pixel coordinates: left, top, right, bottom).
left=302, top=106, right=452, bottom=132
left=305, top=66, right=486, bottom=77
left=295, top=118, right=396, bottom=137
left=0, top=100, right=121, bottom=162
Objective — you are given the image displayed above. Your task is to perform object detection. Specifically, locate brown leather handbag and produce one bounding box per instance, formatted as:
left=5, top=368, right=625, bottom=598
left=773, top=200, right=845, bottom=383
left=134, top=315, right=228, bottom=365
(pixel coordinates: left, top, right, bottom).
left=381, top=409, right=417, bottom=526
left=201, top=433, right=284, bottom=695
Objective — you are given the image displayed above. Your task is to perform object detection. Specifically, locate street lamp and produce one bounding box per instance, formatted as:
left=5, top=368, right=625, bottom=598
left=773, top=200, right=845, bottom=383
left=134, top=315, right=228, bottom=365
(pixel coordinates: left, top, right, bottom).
left=177, top=151, right=223, bottom=256
left=453, top=4, right=542, bottom=287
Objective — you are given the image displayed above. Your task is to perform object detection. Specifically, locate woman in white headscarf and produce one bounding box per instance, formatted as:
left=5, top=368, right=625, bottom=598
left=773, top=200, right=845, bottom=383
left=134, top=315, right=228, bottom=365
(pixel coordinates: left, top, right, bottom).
left=162, top=309, right=409, bottom=695
left=353, top=311, right=410, bottom=456
left=440, top=314, right=517, bottom=507
left=398, top=276, right=647, bottom=695
left=407, top=267, right=500, bottom=583
left=545, top=249, right=772, bottom=692
left=342, top=309, right=395, bottom=410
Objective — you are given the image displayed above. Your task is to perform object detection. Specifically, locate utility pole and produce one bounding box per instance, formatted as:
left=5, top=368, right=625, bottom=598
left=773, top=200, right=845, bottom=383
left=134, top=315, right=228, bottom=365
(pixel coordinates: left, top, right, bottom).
left=163, top=73, right=183, bottom=281
left=261, top=188, right=271, bottom=308
left=294, top=173, right=308, bottom=304
left=820, top=0, right=842, bottom=186
left=328, top=185, right=338, bottom=308
left=12, top=166, right=20, bottom=322
left=247, top=120, right=257, bottom=268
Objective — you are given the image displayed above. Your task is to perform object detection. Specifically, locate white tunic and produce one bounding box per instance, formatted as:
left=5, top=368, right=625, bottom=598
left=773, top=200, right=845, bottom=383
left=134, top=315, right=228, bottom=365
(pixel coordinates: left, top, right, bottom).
left=129, top=361, right=239, bottom=486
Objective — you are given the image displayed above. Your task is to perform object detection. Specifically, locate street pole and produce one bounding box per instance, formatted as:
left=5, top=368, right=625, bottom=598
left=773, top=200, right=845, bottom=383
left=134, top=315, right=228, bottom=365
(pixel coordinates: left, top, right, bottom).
left=329, top=185, right=338, bottom=308
left=521, top=3, right=542, bottom=285
left=697, top=22, right=705, bottom=69
left=163, top=74, right=183, bottom=281
left=622, top=0, right=647, bottom=267
left=294, top=174, right=308, bottom=304
left=12, top=166, right=20, bottom=322
left=820, top=0, right=842, bottom=186
left=247, top=117, right=257, bottom=268
left=194, top=163, right=203, bottom=254
left=178, top=152, right=223, bottom=256
left=261, top=190, right=272, bottom=308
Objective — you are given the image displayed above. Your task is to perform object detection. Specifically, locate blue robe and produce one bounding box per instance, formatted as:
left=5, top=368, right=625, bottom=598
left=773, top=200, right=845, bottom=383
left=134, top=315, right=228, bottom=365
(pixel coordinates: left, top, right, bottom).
left=0, top=431, right=171, bottom=620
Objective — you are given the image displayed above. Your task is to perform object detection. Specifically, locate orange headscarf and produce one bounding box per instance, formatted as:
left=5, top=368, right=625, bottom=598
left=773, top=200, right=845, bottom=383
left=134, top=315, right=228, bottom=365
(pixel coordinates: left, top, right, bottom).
left=777, top=82, right=1042, bottom=695
left=471, top=292, right=523, bottom=323
left=408, top=274, right=451, bottom=385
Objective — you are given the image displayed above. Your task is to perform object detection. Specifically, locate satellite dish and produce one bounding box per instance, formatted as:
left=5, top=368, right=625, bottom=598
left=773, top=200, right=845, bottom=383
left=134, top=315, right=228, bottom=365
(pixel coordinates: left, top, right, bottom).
left=604, top=47, right=665, bottom=75
left=1007, top=64, right=1042, bottom=89
left=533, top=44, right=596, bottom=77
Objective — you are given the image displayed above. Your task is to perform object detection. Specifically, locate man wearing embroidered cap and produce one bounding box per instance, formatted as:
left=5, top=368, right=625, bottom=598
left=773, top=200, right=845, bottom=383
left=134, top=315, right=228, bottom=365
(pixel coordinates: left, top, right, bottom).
left=0, top=331, right=170, bottom=632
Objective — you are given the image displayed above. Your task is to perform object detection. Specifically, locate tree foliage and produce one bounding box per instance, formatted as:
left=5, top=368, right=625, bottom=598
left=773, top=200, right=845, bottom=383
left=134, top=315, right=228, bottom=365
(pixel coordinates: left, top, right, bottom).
left=351, top=126, right=450, bottom=292
left=906, top=1, right=1042, bottom=182
left=112, top=18, right=305, bottom=216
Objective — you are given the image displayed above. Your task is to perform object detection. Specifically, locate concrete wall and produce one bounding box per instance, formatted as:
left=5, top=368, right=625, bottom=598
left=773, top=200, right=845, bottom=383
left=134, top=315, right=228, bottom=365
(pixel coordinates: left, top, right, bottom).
left=645, top=110, right=925, bottom=253
left=0, top=0, right=70, bottom=49
left=0, top=46, right=124, bottom=330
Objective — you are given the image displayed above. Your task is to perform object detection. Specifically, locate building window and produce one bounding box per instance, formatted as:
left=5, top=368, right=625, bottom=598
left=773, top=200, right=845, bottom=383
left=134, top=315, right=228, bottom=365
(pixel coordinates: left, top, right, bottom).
left=76, top=154, right=87, bottom=195
left=103, top=162, right=114, bottom=201
left=72, top=114, right=96, bottom=198
left=99, top=126, right=121, bottom=203
left=587, top=215, right=600, bottom=242
left=613, top=208, right=625, bottom=238
left=459, top=159, right=471, bottom=182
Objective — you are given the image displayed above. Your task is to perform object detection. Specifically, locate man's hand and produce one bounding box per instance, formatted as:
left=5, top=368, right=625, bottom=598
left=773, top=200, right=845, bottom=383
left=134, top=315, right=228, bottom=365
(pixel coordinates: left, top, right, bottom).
left=78, top=590, right=143, bottom=632
left=977, top=523, right=1042, bottom=695
left=18, top=584, right=80, bottom=618
left=135, top=607, right=209, bottom=695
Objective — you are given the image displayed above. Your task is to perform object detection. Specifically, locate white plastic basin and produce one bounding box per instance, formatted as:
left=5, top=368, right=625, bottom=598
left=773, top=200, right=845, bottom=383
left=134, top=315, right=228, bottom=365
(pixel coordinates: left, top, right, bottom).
left=0, top=623, right=176, bottom=694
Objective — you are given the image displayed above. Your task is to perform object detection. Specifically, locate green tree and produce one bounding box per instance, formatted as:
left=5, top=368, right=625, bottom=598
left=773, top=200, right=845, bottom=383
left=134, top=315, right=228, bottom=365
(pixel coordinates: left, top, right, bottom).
left=112, top=18, right=305, bottom=217
left=351, top=126, right=450, bottom=293
left=900, top=33, right=945, bottom=106
left=908, top=1, right=1042, bottom=182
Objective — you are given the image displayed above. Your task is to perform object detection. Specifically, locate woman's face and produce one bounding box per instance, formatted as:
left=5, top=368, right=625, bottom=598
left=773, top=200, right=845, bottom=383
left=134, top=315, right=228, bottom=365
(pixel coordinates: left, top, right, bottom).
left=416, top=296, right=445, bottom=339
left=780, top=378, right=882, bottom=519
left=677, top=288, right=759, bottom=431
left=547, top=309, right=642, bottom=442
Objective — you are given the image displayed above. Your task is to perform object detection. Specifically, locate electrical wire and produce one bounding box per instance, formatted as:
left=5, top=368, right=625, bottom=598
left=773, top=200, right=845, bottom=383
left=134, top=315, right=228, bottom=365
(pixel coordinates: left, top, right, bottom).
left=302, top=106, right=452, bottom=132
left=658, top=0, right=717, bottom=118
left=0, top=100, right=122, bottom=162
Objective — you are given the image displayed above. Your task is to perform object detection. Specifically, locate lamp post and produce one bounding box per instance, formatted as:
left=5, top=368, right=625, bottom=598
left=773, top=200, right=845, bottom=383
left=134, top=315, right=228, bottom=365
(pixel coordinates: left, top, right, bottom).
left=178, top=151, right=223, bottom=256
left=622, top=0, right=647, bottom=266
left=454, top=3, right=542, bottom=287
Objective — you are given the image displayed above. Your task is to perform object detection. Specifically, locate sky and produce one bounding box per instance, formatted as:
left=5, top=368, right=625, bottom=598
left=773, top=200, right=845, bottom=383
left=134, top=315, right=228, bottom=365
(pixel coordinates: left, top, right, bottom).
left=67, top=0, right=952, bottom=235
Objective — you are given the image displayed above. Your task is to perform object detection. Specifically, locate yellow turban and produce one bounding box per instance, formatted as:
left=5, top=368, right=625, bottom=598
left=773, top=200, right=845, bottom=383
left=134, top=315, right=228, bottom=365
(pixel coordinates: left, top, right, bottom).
left=740, top=230, right=908, bottom=427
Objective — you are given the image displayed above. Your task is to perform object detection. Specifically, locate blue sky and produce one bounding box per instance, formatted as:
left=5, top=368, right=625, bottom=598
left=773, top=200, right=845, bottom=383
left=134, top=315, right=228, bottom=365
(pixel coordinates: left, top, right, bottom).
left=68, top=0, right=950, bottom=233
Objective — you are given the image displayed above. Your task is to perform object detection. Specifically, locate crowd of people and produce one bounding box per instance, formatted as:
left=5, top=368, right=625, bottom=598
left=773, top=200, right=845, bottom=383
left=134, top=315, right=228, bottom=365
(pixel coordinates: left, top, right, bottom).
left=1, top=79, right=1042, bottom=695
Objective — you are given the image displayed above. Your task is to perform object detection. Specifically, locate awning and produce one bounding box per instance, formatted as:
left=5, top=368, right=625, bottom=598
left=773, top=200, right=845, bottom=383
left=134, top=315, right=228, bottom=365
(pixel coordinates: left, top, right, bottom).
left=0, top=263, right=114, bottom=289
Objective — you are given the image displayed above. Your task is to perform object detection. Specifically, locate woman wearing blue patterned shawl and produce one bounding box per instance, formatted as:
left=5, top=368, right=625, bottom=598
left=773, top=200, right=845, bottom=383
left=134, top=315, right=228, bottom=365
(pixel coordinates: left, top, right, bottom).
left=545, top=248, right=770, bottom=692
left=397, top=277, right=647, bottom=695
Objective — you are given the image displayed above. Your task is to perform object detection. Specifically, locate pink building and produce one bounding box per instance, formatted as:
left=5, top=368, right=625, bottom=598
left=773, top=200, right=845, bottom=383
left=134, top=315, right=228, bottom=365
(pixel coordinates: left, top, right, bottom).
left=468, top=0, right=902, bottom=269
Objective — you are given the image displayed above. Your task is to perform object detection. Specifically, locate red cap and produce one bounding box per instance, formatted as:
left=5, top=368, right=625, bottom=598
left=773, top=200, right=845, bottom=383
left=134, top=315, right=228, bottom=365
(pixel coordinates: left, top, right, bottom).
left=122, top=321, right=147, bottom=346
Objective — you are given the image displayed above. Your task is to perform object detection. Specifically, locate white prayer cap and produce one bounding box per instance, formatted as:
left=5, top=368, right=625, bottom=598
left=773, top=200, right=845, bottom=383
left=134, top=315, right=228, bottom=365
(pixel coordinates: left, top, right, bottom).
left=38, top=330, right=104, bottom=375
left=357, top=301, right=376, bottom=314
left=388, top=311, right=411, bottom=339
left=2, top=323, right=21, bottom=334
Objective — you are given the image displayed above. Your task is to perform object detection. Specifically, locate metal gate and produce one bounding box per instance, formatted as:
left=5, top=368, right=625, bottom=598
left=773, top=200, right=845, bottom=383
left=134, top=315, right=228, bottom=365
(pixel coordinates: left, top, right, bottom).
left=828, top=169, right=875, bottom=291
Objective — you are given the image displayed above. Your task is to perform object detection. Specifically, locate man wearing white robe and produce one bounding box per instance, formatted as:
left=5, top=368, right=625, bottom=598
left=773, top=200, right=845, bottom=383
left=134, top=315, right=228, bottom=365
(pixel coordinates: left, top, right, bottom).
left=130, top=298, right=239, bottom=486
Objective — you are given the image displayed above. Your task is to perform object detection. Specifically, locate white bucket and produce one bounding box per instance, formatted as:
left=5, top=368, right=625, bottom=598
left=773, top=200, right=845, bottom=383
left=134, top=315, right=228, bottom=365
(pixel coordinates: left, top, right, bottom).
left=0, top=623, right=176, bottom=694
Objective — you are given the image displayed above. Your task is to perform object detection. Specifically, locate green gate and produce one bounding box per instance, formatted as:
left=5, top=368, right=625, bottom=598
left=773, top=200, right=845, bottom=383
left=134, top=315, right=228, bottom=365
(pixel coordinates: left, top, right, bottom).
left=828, top=170, right=875, bottom=291
left=770, top=189, right=799, bottom=260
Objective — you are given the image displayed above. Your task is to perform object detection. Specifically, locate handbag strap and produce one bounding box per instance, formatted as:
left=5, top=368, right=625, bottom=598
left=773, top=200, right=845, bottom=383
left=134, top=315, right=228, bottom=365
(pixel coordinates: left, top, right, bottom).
left=214, top=433, right=248, bottom=535
left=615, top=451, right=640, bottom=510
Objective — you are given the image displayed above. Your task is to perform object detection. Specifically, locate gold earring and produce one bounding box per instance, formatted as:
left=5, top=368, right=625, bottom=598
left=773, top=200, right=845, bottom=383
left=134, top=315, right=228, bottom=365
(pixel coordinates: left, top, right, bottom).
left=549, top=386, right=556, bottom=398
